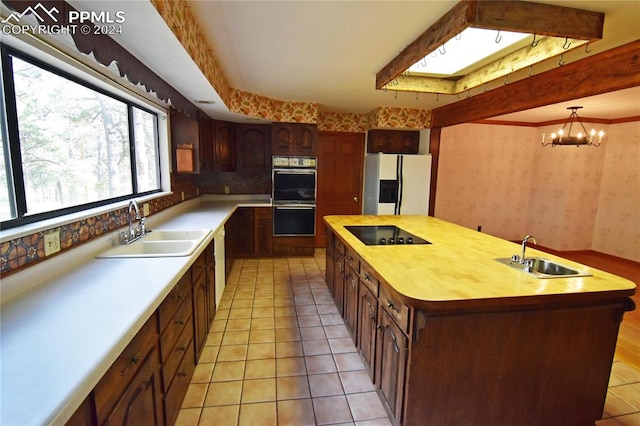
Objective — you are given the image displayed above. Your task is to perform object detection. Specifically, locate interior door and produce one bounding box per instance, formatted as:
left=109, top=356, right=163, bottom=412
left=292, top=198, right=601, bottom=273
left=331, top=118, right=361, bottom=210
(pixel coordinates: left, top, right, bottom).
left=316, top=131, right=365, bottom=247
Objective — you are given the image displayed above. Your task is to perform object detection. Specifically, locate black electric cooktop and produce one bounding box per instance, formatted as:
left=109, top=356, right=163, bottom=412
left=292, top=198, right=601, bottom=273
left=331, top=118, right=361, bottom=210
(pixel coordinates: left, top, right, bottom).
left=345, top=226, right=431, bottom=246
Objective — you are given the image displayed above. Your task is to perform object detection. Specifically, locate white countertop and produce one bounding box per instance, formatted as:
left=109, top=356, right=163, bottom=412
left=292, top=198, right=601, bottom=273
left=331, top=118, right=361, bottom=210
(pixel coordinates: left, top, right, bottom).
left=0, top=195, right=270, bottom=425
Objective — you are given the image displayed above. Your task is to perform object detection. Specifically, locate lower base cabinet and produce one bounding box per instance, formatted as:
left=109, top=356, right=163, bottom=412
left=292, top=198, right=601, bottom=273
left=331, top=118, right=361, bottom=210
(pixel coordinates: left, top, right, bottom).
left=376, top=308, right=408, bottom=424
left=72, top=242, right=217, bottom=426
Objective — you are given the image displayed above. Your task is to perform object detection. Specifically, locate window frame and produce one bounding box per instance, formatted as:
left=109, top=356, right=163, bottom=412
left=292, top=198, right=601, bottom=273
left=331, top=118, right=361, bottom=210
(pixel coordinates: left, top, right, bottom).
left=0, top=44, right=164, bottom=230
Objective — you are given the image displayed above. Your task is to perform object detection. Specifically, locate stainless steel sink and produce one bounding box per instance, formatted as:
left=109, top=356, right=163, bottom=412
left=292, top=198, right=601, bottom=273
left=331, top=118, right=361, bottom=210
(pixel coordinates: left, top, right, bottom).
left=97, top=229, right=211, bottom=258
left=494, top=257, right=592, bottom=279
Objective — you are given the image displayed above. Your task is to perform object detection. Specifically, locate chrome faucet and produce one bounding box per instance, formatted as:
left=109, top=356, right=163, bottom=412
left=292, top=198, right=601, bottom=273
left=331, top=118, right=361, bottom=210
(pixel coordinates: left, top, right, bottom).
left=511, top=235, right=537, bottom=266
left=120, top=200, right=147, bottom=244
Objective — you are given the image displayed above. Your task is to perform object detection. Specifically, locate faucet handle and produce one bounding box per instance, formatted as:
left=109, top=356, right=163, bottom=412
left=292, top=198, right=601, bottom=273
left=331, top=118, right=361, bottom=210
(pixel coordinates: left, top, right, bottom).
left=511, top=254, right=520, bottom=263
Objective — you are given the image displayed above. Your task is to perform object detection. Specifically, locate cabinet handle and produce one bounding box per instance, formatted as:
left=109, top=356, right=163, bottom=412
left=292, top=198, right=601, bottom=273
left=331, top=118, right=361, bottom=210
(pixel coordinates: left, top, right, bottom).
left=119, top=355, right=139, bottom=376
left=386, top=299, right=400, bottom=313
left=348, top=255, right=353, bottom=262
left=367, top=301, right=375, bottom=320
left=178, top=346, right=186, bottom=352
left=174, top=293, right=183, bottom=301
left=176, top=320, right=184, bottom=326
left=351, top=278, right=356, bottom=288
left=364, top=274, right=371, bottom=282
left=391, top=334, right=400, bottom=353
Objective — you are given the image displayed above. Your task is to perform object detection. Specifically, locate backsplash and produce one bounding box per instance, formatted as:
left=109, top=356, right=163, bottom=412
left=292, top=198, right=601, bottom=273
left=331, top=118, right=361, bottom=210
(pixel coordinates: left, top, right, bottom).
left=0, top=174, right=199, bottom=277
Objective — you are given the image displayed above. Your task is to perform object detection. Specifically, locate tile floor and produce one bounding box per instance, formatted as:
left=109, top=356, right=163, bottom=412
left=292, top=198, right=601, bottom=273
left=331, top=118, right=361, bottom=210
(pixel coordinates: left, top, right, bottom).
left=175, top=252, right=391, bottom=426
left=176, top=250, right=640, bottom=426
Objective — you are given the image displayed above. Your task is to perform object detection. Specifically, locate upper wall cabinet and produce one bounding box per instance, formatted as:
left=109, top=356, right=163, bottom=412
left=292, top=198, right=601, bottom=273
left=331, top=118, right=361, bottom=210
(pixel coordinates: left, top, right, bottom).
left=171, top=110, right=200, bottom=173
left=367, top=129, right=419, bottom=154
left=237, top=124, right=272, bottom=172
left=272, top=123, right=317, bottom=156
left=213, top=120, right=237, bottom=172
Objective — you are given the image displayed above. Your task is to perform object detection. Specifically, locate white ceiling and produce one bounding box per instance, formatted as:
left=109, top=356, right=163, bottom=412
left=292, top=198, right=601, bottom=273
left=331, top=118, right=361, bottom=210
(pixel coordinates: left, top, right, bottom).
left=67, top=0, right=640, bottom=124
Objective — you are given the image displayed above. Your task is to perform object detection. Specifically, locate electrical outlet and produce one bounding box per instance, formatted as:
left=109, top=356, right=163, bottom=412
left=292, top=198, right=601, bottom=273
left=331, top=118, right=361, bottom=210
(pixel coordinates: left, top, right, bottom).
left=143, top=203, right=150, bottom=216
left=224, top=185, right=230, bottom=194
left=181, top=191, right=185, bottom=201
left=44, top=230, right=61, bottom=256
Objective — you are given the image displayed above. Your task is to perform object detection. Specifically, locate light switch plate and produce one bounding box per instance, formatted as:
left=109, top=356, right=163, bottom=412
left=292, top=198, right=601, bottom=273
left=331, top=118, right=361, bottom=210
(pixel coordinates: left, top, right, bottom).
left=44, top=230, right=61, bottom=256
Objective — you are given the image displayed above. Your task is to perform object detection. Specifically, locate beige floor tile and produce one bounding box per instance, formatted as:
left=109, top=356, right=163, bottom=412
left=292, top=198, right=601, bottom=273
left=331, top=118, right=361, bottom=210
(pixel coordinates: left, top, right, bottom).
left=275, top=306, right=297, bottom=318
left=277, top=375, right=311, bottom=400
left=300, top=326, right=327, bottom=341
left=211, top=361, right=246, bottom=382
left=199, top=405, right=239, bottom=426
left=226, top=318, right=252, bottom=331
left=347, top=392, right=388, bottom=422
left=329, top=337, right=358, bottom=354
left=296, top=305, right=318, bottom=316
left=210, top=320, right=226, bottom=333
left=277, top=398, right=316, bottom=426
left=199, top=345, right=219, bottom=363
left=313, top=395, right=353, bottom=425
left=250, top=317, right=275, bottom=330
left=275, top=316, right=300, bottom=329
left=205, top=381, right=243, bottom=406
left=274, top=296, right=294, bottom=306
left=306, top=355, right=338, bottom=375
left=298, top=314, right=323, bottom=327
left=355, top=417, right=393, bottom=426
left=612, top=412, right=640, bottom=425
left=610, top=383, right=640, bottom=410
left=324, top=324, right=351, bottom=339
left=214, top=309, right=229, bottom=320
left=205, top=331, right=223, bottom=346
left=232, top=298, right=253, bottom=308
left=302, top=339, right=332, bottom=356
left=229, top=308, right=253, bottom=319
left=276, top=341, right=305, bottom=358
left=334, top=353, right=366, bottom=372
left=182, top=383, right=208, bottom=408
left=235, top=290, right=255, bottom=299
left=217, top=344, right=248, bottom=362
left=174, top=407, right=201, bottom=426
left=249, top=329, right=276, bottom=344
left=275, top=327, right=301, bottom=342
left=612, top=362, right=640, bottom=384
left=241, top=378, right=277, bottom=403
left=252, top=307, right=275, bottom=318
left=222, top=330, right=250, bottom=345
left=218, top=299, right=232, bottom=310
left=605, top=391, right=638, bottom=417
left=320, top=313, right=345, bottom=326
left=191, top=362, right=215, bottom=383
left=340, top=370, right=377, bottom=394
left=309, top=372, right=345, bottom=397
left=238, top=402, right=277, bottom=426
left=245, top=359, right=276, bottom=379
left=254, top=295, right=274, bottom=304
left=277, top=357, right=308, bottom=377
left=316, top=304, right=339, bottom=315
left=247, top=342, right=276, bottom=360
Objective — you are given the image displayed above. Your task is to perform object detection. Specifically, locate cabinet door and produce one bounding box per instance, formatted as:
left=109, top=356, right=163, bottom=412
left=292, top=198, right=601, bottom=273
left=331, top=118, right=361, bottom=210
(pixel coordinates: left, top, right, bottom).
left=376, top=309, right=408, bottom=425
left=206, top=249, right=216, bottom=325
left=332, top=255, right=345, bottom=316
left=395, top=131, right=419, bottom=154
left=295, top=124, right=317, bottom=155
left=272, top=123, right=294, bottom=155
left=235, top=207, right=255, bottom=256
left=325, top=230, right=335, bottom=295
left=198, top=115, right=214, bottom=172
left=358, top=283, right=377, bottom=381
left=237, top=124, right=272, bottom=171
left=367, top=130, right=394, bottom=153
left=193, top=272, right=208, bottom=362
left=344, top=265, right=359, bottom=343
left=214, top=120, right=237, bottom=172
left=104, top=348, right=163, bottom=426
left=255, top=207, right=273, bottom=256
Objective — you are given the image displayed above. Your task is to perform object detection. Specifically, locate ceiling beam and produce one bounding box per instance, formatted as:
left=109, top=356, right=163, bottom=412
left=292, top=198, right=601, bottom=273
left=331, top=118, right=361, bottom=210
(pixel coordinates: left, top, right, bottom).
left=376, top=0, right=604, bottom=91
left=430, top=39, right=640, bottom=128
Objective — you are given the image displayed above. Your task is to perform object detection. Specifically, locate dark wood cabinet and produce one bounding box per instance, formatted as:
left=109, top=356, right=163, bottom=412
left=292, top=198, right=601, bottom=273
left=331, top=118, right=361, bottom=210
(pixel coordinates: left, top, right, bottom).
left=344, top=264, right=359, bottom=344
left=376, top=308, right=408, bottom=425
left=358, top=283, right=378, bottom=381
left=332, top=254, right=345, bottom=316
left=272, top=122, right=317, bottom=155
left=205, top=244, right=216, bottom=326
left=367, top=129, right=419, bottom=154
left=255, top=207, right=273, bottom=257
left=192, top=253, right=208, bottom=362
left=213, top=120, right=237, bottom=172
left=324, top=229, right=334, bottom=295
left=198, top=115, right=214, bottom=172
left=237, top=124, right=272, bottom=171
left=234, top=207, right=256, bottom=257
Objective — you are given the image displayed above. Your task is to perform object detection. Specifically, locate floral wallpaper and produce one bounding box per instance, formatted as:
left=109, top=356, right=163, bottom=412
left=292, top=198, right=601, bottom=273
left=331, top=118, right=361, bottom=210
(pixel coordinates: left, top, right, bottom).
left=435, top=121, right=640, bottom=262
left=149, top=0, right=430, bottom=131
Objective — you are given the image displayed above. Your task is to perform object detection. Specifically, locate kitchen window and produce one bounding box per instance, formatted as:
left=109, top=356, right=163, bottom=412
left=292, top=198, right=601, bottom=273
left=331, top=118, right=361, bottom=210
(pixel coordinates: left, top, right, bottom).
left=0, top=45, right=163, bottom=228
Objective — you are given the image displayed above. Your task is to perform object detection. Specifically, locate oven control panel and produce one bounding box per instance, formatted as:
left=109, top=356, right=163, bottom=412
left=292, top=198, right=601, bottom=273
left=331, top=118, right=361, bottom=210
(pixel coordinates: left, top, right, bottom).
left=273, top=156, right=317, bottom=168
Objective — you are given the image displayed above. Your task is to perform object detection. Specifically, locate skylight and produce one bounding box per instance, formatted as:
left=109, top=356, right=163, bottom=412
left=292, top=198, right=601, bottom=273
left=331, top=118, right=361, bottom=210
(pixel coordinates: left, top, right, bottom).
left=408, top=28, right=530, bottom=76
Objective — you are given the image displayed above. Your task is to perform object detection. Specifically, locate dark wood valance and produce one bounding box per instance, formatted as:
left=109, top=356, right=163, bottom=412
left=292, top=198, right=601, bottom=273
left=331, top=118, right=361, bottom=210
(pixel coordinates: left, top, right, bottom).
left=3, top=0, right=198, bottom=116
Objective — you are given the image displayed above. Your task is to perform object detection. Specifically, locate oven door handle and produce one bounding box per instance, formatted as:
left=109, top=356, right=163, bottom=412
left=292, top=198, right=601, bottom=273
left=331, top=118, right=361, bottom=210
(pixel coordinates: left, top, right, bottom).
left=274, top=205, right=315, bottom=210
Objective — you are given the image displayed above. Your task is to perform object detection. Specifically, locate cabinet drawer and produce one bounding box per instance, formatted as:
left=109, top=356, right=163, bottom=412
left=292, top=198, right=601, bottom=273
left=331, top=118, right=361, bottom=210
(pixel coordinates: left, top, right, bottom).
left=379, top=284, right=410, bottom=334
left=94, top=312, right=158, bottom=424
left=164, top=343, right=195, bottom=426
left=159, top=271, right=192, bottom=333
left=335, top=238, right=346, bottom=255
left=160, top=291, right=193, bottom=360
left=162, top=316, right=194, bottom=390
left=345, top=247, right=360, bottom=273
left=359, top=263, right=379, bottom=296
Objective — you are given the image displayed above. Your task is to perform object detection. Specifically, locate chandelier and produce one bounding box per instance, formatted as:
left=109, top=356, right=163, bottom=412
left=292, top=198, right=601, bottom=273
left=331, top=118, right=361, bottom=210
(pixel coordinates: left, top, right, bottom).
left=542, top=106, right=605, bottom=147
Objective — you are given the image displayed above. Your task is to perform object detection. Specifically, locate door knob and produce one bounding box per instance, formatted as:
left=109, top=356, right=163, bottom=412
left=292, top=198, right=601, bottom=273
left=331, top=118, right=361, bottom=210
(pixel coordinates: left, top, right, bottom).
left=353, top=196, right=358, bottom=202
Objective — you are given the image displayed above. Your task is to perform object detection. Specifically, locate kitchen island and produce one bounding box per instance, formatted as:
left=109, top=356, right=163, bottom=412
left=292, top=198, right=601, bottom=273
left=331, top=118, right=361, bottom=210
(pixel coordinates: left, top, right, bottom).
left=324, top=215, right=636, bottom=426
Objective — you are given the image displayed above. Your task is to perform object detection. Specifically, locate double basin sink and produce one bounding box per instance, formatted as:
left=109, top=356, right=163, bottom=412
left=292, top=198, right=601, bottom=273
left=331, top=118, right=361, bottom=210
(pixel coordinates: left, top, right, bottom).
left=97, top=230, right=211, bottom=258
left=494, top=257, right=592, bottom=279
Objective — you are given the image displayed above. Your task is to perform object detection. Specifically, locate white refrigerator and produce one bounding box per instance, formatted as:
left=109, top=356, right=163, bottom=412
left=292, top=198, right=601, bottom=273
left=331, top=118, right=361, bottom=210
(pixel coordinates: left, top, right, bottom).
left=363, top=153, right=432, bottom=215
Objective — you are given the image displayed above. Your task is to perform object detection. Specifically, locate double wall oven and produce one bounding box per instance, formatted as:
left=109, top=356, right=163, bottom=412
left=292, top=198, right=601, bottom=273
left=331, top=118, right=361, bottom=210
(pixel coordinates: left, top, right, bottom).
left=272, top=156, right=317, bottom=236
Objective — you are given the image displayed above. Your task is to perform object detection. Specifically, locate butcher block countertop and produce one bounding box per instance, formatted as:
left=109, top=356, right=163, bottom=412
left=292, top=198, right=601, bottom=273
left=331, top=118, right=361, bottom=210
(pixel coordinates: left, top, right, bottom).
left=324, top=215, right=636, bottom=311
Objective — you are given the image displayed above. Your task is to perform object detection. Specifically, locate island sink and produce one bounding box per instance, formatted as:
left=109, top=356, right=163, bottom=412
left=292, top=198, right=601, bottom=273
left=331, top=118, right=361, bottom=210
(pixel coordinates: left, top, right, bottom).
left=494, top=257, right=592, bottom=278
